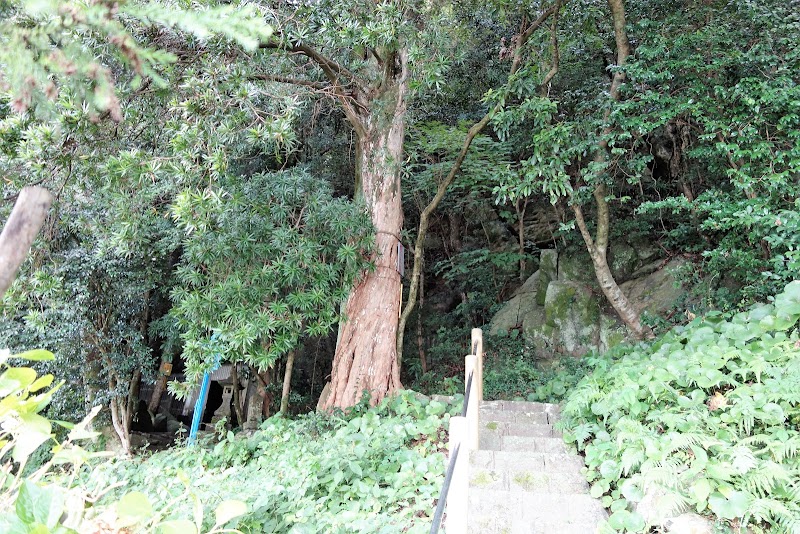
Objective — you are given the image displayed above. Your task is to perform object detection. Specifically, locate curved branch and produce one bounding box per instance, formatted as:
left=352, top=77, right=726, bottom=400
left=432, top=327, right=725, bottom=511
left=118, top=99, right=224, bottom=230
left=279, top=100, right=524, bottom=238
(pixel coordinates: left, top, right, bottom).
left=260, top=39, right=364, bottom=90
left=259, top=39, right=367, bottom=138
left=396, top=2, right=564, bottom=363
left=250, top=73, right=329, bottom=89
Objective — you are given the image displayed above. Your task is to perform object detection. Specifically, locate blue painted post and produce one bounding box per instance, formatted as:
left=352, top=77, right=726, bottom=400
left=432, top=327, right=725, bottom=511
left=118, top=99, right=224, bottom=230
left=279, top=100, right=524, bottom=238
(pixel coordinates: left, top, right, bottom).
left=188, top=352, right=221, bottom=446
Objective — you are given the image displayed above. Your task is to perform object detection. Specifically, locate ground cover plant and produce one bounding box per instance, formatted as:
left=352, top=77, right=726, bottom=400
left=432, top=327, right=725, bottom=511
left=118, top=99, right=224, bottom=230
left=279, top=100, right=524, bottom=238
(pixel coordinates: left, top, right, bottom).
left=82, top=390, right=456, bottom=533
left=560, top=282, right=800, bottom=533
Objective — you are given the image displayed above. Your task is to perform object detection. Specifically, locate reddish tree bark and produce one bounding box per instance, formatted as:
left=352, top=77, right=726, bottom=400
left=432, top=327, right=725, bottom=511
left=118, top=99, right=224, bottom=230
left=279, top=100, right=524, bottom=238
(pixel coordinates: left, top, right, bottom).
left=324, top=53, right=408, bottom=408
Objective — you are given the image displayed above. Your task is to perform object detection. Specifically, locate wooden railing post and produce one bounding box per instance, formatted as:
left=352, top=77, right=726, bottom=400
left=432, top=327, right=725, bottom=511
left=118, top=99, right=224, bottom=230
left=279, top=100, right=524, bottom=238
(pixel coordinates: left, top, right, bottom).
left=464, top=354, right=479, bottom=450
left=471, top=328, right=483, bottom=403
left=445, top=416, right=468, bottom=534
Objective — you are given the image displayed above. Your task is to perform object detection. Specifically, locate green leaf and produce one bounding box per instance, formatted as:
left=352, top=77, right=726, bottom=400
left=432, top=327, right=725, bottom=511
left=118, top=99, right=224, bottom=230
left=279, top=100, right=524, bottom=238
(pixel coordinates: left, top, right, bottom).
left=690, top=478, right=712, bottom=505
left=0, top=367, right=37, bottom=396
left=158, top=520, right=198, bottom=534
left=708, top=490, right=750, bottom=520
left=13, top=350, right=55, bottom=362
left=13, top=413, right=52, bottom=463
left=15, top=481, right=64, bottom=529
left=28, top=375, right=54, bottom=393
left=214, top=500, right=247, bottom=527
left=116, top=492, right=153, bottom=527
left=349, top=461, right=363, bottom=477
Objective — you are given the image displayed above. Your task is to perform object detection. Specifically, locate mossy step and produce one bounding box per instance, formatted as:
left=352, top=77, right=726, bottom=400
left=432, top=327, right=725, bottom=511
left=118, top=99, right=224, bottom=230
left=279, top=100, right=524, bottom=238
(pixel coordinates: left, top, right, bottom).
left=481, top=400, right=561, bottom=416
left=467, top=489, right=607, bottom=525
left=477, top=410, right=549, bottom=425
left=469, top=467, right=589, bottom=493
left=479, top=434, right=570, bottom=454
left=482, top=421, right=557, bottom=438
left=471, top=450, right=585, bottom=472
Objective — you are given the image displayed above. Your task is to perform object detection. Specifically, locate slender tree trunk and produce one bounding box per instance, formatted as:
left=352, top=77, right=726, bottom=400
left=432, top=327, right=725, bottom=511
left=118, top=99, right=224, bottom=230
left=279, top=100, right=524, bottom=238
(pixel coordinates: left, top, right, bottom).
left=396, top=4, right=561, bottom=362
left=324, top=52, right=408, bottom=409
left=148, top=369, right=168, bottom=414
left=416, top=269, right=427, bottom=374
left=109, top=369, right=140, bottom=455
left=572, top=0, right=653, bottom=340
left=230, top=363, right=244, bottom=427
left=279, top=351, right=295, bottom=415
left=516, top=198, right=528, bottom=280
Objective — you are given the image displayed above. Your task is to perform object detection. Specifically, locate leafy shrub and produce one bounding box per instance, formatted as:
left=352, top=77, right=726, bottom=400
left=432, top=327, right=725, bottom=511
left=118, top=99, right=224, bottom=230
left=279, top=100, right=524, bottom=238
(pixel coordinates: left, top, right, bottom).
left=483, top=334, right=592, bottom=403
left=0, top=349, right=247, bottom=534
left=560, top=282, right=800, bottom=533
left=85, top=390, right=457, bottom=533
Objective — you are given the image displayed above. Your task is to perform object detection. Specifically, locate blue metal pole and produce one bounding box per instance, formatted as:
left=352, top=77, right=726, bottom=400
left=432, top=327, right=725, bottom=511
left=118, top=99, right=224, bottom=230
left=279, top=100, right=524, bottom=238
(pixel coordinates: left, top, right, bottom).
left=188, top=344, right=222, bottom=446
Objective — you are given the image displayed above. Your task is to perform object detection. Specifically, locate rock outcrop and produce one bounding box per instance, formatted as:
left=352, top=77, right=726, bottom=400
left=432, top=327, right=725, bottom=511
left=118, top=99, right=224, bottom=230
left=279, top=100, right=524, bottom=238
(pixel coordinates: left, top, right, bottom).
left=489, top=246, right=685, bottom=357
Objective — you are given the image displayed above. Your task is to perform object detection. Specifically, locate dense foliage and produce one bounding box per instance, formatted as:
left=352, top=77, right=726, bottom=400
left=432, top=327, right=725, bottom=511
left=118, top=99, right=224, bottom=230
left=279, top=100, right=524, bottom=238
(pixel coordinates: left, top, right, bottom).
left=85, top=391, right=454, bottom=533
left=561, top=282, right=800, bottom=533
left=0, top=0, right=799, bottom=529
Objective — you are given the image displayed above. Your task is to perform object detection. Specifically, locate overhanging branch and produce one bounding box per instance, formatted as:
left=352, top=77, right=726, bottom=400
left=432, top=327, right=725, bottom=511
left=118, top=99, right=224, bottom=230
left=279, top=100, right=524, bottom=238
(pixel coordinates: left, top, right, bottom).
left=250, top=74, right=329, bottom=90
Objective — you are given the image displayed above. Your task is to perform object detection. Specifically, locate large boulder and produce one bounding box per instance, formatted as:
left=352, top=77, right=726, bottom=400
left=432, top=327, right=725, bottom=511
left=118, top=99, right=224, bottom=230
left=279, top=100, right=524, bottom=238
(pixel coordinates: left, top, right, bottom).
left=490, top=271, right=541, bottom=335
left=609, top=242, right=640, bottom=283
left=543, top=281, right=601, bottom=355
left=557, top=248, right=600, bottom=291
left=488, top=249, right=682, bottom=358
left=621, top=258, right=685, bottom=316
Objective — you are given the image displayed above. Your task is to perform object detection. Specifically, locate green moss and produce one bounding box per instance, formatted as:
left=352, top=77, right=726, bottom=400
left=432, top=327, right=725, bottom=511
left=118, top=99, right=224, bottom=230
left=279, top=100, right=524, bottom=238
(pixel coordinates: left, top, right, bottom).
left=512, top=471, right=547, bottom=492
left=471, top=470, right=497, bottom=487
left=485, top=422, right=498, bottom=430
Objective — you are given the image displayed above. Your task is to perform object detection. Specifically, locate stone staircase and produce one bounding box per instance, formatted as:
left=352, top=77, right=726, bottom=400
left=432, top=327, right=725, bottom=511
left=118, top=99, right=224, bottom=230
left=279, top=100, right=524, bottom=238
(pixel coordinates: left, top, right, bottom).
left=466, top=400, right=607, bottom=533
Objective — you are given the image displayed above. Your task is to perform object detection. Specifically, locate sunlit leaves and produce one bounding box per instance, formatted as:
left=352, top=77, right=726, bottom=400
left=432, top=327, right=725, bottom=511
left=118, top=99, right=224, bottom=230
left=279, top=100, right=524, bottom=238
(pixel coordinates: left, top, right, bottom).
left=561, top=282, right=800, bottom=531
left=171, top=170, right=373, bottom=382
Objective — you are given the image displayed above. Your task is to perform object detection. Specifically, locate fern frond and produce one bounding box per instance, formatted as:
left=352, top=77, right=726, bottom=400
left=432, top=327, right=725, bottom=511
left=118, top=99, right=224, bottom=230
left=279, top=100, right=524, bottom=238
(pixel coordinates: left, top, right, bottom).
left=746, top=497, right=798, bottom=530
left=640, top=457, right=685, bottom=489
left=740, top=461, right=792, bottom=496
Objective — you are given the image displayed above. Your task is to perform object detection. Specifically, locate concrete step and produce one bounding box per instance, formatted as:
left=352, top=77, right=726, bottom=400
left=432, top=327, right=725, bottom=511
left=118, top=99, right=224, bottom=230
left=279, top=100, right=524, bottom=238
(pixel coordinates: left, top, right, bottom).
left=467, top=516, right=603, bottom=534
left=471, top=450, right=586, bottom=473
left=479, top=434, right=570, bottom=454
left=469, top=466, right=590, bottom=494
left=467, top=490, right=607, bottom=533
left=478, top=409, right=550, bottom=425
left=481, top=400, right=561, bottom=415
left=482, top=421, right=558, bottom=438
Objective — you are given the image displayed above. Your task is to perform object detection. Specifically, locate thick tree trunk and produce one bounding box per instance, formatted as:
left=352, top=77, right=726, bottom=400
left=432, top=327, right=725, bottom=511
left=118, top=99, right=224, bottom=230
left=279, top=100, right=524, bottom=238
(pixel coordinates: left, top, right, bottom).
left=279, top=350, right=295, bottom=415
left=0, top=186, right=53, bottom=297
left=324, top=52, right=408, bottom=409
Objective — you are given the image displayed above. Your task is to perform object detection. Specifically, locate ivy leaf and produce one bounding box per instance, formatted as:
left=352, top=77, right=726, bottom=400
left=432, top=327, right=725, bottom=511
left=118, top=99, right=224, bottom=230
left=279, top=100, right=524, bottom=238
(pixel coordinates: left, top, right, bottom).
left=708, top=490, right=750, bottom=520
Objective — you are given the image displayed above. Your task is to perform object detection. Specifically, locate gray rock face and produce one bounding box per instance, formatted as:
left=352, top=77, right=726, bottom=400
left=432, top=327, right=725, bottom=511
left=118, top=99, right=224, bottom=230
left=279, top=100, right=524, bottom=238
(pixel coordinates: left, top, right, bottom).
left=609, top=242, right=639, bottom=283
left=489, top=247, right=683, bottom=357
left=543, top=281, right=601, bottom=355
left=557, top=248, right=600, bottom=291
left=537, top=249, right=558, bottom=306
left=663, top=514, right=715, bottom=534
left=620, top=258, right=685, bottom=316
